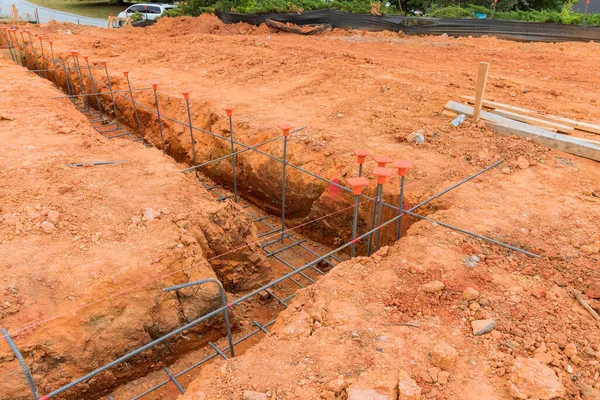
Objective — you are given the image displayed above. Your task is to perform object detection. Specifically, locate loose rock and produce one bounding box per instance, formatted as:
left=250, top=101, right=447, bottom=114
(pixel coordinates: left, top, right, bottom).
left=398, top=369, right=421, bottom=399
left=431, top=341, right=458, bottom=371
left=471, top=319, right=495, bottom=336
left=243, top=391, right=268, bottom=400
left=564, top=343, right=577, bottom=358
left=422, top=281, right=445, bottom=293
left=462, top=287, right=480, bottom=301
left=41, top=221, right=55, bottom=234
left=508, top=357, right=565, bottom=399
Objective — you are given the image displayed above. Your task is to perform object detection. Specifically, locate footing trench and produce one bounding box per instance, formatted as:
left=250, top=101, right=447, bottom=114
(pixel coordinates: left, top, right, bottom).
left=0, top=28, right=540, bottom=400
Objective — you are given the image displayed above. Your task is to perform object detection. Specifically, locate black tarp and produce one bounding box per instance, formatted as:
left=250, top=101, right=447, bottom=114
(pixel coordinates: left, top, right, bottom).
left=219, top=9, right=600, bottom=42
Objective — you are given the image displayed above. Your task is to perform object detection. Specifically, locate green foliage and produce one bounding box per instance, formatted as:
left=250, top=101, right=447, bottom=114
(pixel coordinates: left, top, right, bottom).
left=130, top=10, right=143, bottom=21
left=161, top=7, right=183, bottom=17
left=495, top=8, right=600, bottom=24
left=182, top=0, right=398, bottom=15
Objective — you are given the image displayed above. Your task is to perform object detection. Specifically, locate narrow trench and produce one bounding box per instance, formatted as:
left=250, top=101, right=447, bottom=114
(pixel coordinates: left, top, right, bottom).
left=8, top=47, right=428, bottom=399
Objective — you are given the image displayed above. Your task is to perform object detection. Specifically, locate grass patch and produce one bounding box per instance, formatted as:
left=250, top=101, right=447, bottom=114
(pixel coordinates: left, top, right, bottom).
left=26, top=0, right=128, bottom=19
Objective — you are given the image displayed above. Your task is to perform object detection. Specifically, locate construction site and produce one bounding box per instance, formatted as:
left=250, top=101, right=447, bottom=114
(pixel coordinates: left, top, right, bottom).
left=1, top=13, right=600, bottom=400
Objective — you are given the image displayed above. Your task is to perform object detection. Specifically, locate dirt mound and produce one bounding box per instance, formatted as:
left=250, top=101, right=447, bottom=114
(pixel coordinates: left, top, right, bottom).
left=149, top=14, right=269, bottom=36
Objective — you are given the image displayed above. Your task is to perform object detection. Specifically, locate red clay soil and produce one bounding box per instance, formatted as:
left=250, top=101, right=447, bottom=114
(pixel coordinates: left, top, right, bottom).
left=2, top=14, right=600, bottom=400
left=0, top=56, right=271, bottom=399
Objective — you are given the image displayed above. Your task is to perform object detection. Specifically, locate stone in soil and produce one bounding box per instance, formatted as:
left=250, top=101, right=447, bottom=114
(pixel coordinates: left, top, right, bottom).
left=463, top=255, right=480, bottom=268
left=471, top=319, right=495, bottom=336
left=462, top=287, right=480, bottom=301
left=243, top=391, right=268, bottom=400
left=431, top=341, right=459, bottom=371
left=398, top=369, right=421, bottom=400
left=509, top=357, right=565, bottom=400
left=564, top=343, right=577, bottom=358
left=422, top=280, right=445, bottom=293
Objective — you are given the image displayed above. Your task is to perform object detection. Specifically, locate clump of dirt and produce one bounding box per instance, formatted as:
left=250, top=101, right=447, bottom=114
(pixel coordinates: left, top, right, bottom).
left=0, top=58, right=271, bottom=399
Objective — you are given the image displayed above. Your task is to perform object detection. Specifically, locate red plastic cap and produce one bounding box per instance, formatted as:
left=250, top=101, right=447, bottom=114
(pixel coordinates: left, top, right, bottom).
left=373, top=167, right=392, bottom=184
left=223, top=107, right=234, bottom=117
left=37, top=35, right=43, bottom=40
left=181, top=90, right=191, bottom=99
left=100, top=60, right=108, bottom=67
left=122, top=71, right=130, bottom=78
left=393, top=159, right=412, bottom=176
left=69, top=50, right=79, bottom=56
left=346, top=177, right=369, bottom=195
left=48, top=40, right=54, bottom=44
left=372, top=155, right=393, bottom=167
left=277, top=123, right=294, bottom=137
left=353, top=148, right=372, bottom=164
left=82, top=55, right=89, bottom=61
left=150, top=81, right=160, bottom=90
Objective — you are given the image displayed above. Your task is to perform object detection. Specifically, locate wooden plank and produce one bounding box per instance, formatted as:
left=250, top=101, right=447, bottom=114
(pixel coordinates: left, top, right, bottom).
left=492, top=109, right=574, bottom=134
left=473, top=62, right=490, bottom=123
left=445, top=101, right=600, bottom=162
left=461, top=95, right=600, bottom=135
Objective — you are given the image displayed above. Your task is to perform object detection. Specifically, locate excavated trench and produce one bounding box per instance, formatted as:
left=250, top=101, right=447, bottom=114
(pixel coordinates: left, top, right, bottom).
left=8, top=48, right=428, bottom=399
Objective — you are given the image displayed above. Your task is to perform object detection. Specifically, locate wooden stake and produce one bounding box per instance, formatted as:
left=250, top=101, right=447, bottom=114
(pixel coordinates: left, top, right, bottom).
left=569, top=288, right=600, bottom=322
left=473, top=62, right=490, bottom=123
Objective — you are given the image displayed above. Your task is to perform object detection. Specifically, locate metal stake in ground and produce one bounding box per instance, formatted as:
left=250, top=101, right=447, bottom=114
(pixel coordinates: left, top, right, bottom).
left=36, top=35, right=47, bottom=79
left=150, top=81, right=166, bottom=153
left=182, top=91, right=198, bottom=178
left=353, top=148, right=371, bottom=177
left=367, top=155, right=393, bottom=256
left=372, top=167, right=392, bottom=252
left=347, top=177, right=369, bottom=257
left=82, top=55, right=103, bottom=121
left=70, top=50, right=89, bottom=111
left=47, top=40, right=59, bottom=88
left=162, top=278, right=235, bottom=357
left=392, top=159, right=411, bottom=241
left=18, top=31, right=30, bottom=69
left=224, top=107, right=238, bottom=202
left=278, top=123, right=293, bottom=238
left=123, top=71, right=144, bottom=140
left=26, top=31, right=41, bottom=76
left=1, top=328, right=40, bottom=399
left=3, top=29, right=17, bottom=63
left=101, top=61, right=120, bottom=129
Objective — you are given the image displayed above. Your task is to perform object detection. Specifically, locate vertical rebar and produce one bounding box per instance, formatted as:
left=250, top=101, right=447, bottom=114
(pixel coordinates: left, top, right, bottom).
left=84, top=56, right=103, bottom=120
left=281, top=135, right=288, bottom=238
left=18, top=32, right=30, bottom=69
left=63, top=62, right=76, bottom=104
left=183, top=93, right=198, bottom=178
left=395, top=176, right=405, bottom=241
left=71, top=51, right=88, bottom=111
left=4, top=30, right=16, bottom=63
left=1, top=328, right=40, bottom=399
left=102, top=61, right=120, bottom=128
left=351, top=194, right=359, bottom=257
left=26, top=32, right=41, bottom=76
left=124, top=72, right=143, bottom=138
left=151, top=82, right=165, bottom=153
left=48, top=41, right=59, bottom=88
left=225, top=108, right=238, bottom=202
left=366, top=184, right=379, bottom=256
left=583, top=0, right=589, bottom=24
left=11, top=30, right=23, bottom=66
left=374, top=184, right=384, bottom=250
left=358, top=163, right=363, bottom=177
left=37, top=36, right=46, bottom=79
left=162, top=278, right=234, bottom=357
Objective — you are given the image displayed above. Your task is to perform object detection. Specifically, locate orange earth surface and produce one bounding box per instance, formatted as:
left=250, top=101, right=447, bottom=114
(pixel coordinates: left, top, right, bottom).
left=0, top=14, right=600, bottom=400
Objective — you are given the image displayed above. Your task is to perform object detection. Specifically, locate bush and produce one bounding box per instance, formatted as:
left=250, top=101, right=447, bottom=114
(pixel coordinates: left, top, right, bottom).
left=130, top=11, right=144, bottom=21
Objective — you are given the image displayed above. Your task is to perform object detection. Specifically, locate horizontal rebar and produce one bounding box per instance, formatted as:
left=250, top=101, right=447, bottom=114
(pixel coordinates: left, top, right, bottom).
left=402, top=210, right=540, bottom=258
left=265, top=239, right=307, bottom=257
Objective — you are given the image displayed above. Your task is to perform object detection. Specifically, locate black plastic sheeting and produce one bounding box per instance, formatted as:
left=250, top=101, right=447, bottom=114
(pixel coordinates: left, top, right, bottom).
left=219, top=9, right=600, bottom=42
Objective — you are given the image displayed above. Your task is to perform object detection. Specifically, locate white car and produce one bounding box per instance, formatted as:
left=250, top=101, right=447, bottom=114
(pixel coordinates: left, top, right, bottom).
left=117, top=3, right=177, bottom=20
